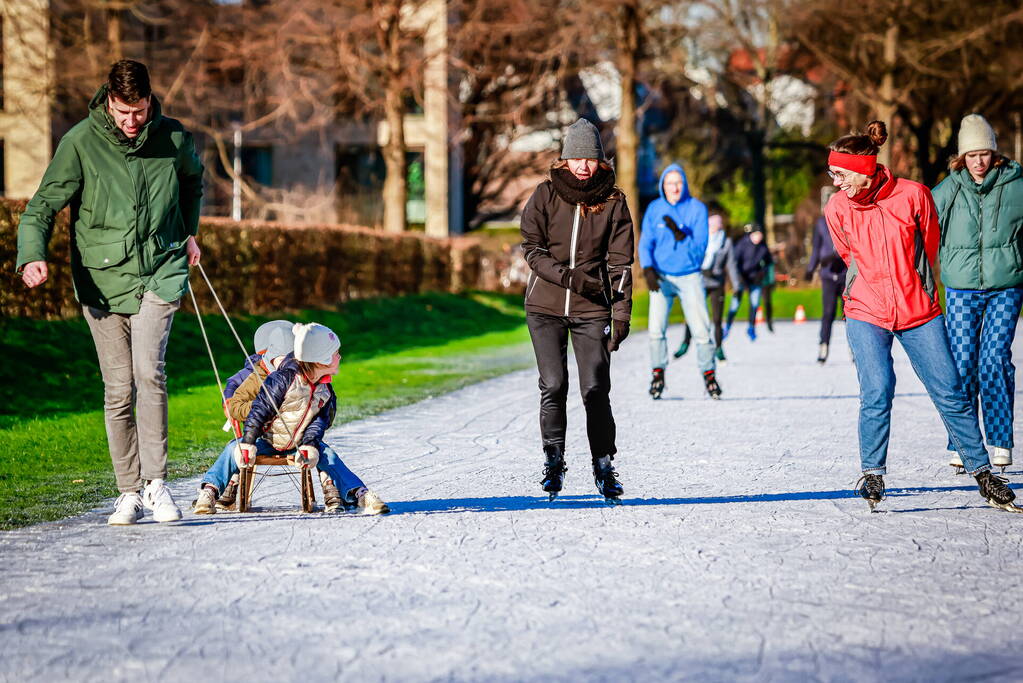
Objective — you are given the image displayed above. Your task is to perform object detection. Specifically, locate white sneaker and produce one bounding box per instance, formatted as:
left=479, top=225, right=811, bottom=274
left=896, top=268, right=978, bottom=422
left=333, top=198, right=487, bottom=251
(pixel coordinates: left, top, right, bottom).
left=143, top=479, right=183, bottom=522
left=108, top=492, right=144, bottom=526
left=355, top=488, right=390, bottom=515
left=949, top=451, right=963, bottom=468
left=192, top=486, right=218, bottom=515
left=992, top=447, right=1012, bottom=467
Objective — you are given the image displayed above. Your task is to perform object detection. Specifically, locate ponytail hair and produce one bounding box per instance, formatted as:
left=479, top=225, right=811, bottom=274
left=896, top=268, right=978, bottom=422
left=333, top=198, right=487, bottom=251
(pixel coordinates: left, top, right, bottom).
left=828, top=120, right=888, bottom=156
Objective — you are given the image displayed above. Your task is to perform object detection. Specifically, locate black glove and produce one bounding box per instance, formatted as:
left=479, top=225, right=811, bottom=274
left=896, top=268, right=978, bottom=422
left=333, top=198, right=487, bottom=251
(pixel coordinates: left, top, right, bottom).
left=567, top=267, right=605, bottom=299
left=663, top=215, right=687, bottom=242
left=643, top=266, right=660, bottom=292
left=607, top=319, right=630, bottom=352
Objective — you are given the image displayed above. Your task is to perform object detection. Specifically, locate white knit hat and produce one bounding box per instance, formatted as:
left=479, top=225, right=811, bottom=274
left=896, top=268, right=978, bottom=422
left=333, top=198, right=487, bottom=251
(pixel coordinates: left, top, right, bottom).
left=958, top=114, right=997, bottom=155
left=263, top=326, right=294, bottom=361
left=292, top=323, right=340, bottom=364
left=253, top=320, right=292, bottom=355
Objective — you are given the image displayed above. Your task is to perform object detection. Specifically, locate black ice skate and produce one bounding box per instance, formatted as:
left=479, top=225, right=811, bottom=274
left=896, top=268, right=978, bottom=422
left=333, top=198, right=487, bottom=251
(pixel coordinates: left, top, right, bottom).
left=649, top=368, right=665, bottom=400
left=592, top=455, right=623, bottom=504
left=856, top=473, right=885, bottom=512
left=817, top=343, right=829, bottom=365
left=703, top=370, right=722, bottom=400
left=541, top=444, right=567, bottom=501
left=975, top=471, right=1023, bottom=513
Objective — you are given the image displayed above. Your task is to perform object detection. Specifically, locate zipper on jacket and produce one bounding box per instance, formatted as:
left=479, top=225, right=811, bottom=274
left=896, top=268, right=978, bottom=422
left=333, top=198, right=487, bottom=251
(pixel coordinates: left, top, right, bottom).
left=283, top=381, right=317, bottom=451
left=617, top=268, right=629, bottom=293
left=979, top=200, right=985, bottom=287
left=565, top=204, right=582, bottom=316
left=526, top=272, right=539, bottom=301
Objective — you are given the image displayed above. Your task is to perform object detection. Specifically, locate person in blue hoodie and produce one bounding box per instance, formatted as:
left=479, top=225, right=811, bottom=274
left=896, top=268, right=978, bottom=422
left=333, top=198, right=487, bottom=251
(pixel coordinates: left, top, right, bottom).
left=640, top=163, right=721, bottom=400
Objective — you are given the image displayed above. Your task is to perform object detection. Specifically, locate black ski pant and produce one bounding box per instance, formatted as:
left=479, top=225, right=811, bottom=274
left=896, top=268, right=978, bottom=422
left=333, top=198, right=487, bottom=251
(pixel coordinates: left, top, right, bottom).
left=526, top=312, right=616, bottom=459
left=682, top=286, right=726, bottom=348
left=820, top=277, right=844, bottom=345
left=763, top=283, right=774, bottom=330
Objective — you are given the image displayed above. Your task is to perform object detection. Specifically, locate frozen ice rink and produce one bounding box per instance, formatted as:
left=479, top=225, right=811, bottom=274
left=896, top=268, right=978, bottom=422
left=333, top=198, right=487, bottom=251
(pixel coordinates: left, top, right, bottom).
left=3, top=321, right=1023, bottom=682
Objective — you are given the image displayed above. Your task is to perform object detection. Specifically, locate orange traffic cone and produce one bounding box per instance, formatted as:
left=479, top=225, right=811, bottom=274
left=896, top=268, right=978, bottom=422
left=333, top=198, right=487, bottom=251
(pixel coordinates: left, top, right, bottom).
left=755, top=306, right=765, bottom=325
left=794, top=304, right=807, bottom=324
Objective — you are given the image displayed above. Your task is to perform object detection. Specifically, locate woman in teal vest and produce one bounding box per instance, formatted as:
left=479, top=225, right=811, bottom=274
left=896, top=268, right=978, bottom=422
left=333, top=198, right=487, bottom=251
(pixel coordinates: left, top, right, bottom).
left=932, top=114, right=1023, bottom=472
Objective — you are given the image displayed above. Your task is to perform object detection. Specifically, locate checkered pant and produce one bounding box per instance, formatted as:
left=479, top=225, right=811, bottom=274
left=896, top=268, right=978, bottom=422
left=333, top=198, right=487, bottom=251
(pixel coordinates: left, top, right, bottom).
left=945, top=287, right=1023, bottom=450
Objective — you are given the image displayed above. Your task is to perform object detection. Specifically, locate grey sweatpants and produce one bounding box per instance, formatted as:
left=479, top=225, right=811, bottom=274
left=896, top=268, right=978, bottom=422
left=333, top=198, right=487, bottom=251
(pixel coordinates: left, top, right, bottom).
left=83, top=291, right=180, bottom=492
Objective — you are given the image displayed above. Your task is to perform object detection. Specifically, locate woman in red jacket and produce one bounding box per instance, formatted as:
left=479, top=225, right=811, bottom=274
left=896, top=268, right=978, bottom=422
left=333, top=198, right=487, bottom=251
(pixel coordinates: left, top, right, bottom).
left=825, top=121, right=1018, bottom=512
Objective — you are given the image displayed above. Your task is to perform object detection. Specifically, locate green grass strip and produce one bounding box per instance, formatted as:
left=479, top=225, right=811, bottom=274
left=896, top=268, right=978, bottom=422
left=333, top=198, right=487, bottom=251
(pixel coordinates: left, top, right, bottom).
left=0, top=292, right=532, bottom=528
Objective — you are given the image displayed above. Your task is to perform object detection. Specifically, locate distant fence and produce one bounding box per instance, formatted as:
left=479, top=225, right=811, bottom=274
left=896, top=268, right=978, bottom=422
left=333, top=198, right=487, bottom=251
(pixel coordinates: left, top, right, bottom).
left=0, top=200, right=516, bottom=320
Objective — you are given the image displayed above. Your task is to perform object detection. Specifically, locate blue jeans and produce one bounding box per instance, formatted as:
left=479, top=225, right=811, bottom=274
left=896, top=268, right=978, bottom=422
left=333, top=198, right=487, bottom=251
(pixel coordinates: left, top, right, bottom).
left=726, top=286, right=762, bottom=330
left=201, top=438, right=366, bottom=498
left=846, top=316, right=991, bottom=475
left=648, top=272, right=715, bottom=372
left=945, top=287, right=1023, bottom=450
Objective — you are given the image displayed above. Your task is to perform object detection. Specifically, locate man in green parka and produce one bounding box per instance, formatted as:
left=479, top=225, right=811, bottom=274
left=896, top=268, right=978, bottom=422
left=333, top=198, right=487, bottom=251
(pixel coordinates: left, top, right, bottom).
left=16, top=60, right=204, bottom=526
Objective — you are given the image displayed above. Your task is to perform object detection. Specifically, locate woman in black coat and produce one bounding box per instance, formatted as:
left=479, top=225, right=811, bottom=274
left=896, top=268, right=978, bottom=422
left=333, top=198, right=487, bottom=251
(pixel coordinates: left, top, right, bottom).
left=519, top=118, right=635, bottom=503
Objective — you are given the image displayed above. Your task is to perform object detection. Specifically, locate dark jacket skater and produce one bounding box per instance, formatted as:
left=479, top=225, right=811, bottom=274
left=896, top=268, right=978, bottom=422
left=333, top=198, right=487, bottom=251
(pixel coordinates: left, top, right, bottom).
left=520, top=118, right=634, bottom=501
left=806, top=215, right=848, bottom=353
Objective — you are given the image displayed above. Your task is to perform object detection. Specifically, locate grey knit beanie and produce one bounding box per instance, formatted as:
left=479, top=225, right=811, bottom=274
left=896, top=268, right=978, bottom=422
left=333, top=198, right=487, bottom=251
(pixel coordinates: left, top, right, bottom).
left=958, top=114, right=997, bottom=155
left=560, top=118, right=604, bottom=160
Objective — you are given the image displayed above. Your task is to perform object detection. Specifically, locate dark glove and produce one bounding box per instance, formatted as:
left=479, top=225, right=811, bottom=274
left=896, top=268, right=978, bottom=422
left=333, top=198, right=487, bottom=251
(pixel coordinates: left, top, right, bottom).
left=663, top=215, right=687, bottom=242
left=643, top=266, right=660, bottom=292
left=607, top=319, right=630, bottom=352
left=567, top=267, right=605, bottom=299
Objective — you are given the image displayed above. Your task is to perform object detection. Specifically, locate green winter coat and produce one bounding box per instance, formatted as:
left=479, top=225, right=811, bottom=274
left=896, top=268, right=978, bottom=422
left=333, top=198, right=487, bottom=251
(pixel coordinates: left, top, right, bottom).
left=16, top=85, right=204, bottom=313
left=933, top=161, right=1023, bottom=291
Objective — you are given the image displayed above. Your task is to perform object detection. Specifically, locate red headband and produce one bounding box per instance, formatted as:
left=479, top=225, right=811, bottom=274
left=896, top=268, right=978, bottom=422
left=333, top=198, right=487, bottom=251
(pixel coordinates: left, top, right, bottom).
left=828, top=150, right=877, bottom=176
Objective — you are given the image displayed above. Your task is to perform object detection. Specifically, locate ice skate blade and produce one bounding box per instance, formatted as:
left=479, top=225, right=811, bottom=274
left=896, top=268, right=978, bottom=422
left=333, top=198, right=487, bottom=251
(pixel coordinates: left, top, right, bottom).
left=865, top=499, right=882, bottom=513
left=951, top=465, right=966, bottom=475
left=604, top=497, right=622, bottom=506
left=986, top=499, right=1023, bottom=513
left=547, top=492, right=558, bottom=502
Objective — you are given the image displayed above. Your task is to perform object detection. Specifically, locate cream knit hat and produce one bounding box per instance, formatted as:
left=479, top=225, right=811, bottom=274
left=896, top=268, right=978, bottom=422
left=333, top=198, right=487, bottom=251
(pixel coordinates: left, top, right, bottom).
left=292, top=323, right=340, bottom=364
left=958, top=114, right=997, bottom=155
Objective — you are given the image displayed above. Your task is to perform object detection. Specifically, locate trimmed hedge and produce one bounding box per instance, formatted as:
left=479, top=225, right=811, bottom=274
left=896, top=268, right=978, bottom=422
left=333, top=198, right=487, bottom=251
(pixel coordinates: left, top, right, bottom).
left=1, top=199, right=507, bottom=319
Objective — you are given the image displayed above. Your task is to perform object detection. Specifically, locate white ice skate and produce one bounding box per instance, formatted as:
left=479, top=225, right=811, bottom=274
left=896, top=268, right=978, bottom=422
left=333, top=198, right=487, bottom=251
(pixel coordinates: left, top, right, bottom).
left=991, top=447, right=1012, bottom=472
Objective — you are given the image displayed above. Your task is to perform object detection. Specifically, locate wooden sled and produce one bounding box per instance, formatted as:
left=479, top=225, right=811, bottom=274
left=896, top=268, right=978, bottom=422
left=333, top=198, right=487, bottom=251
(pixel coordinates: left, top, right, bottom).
left=237, top=454, right=317, bottom=513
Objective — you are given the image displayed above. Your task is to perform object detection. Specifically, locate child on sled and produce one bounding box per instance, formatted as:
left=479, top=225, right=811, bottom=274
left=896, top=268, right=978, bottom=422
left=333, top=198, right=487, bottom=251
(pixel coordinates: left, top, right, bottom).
left=194, top=322, right=389, bottom=515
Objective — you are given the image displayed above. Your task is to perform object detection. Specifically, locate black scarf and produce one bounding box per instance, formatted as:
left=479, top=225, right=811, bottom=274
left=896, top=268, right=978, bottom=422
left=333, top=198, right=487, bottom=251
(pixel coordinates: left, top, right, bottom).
left=550, top=166, right=616, bottom=206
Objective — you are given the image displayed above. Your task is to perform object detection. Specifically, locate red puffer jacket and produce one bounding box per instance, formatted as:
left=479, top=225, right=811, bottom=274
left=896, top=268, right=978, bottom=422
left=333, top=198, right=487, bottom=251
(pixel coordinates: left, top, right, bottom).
left=825, top=165, right=941, bottom=331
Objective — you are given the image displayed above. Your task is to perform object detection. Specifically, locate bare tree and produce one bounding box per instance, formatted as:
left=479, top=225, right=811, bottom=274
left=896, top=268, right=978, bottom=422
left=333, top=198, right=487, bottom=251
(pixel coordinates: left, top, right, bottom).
left=793, top=0, right=1023, bottom=185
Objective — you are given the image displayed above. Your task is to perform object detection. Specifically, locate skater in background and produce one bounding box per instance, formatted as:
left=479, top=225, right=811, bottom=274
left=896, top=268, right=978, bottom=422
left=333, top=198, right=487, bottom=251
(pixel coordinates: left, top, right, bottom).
left=805, top=187, right=846, bottom=364
left=761, top=259, right=776, bottom=333
left=725, top=223, right=772, bottom=341
left=520, top=118, right=633, bottom=502
left=675, top=201, right=737, bottom=362
left=825, top=120, right=1018, bottom=512
left=193, top=323, right=389, bottom=516
left=640, top=162, right=721, bottom=400
left=933, top=113, right=1023, bottom=473
left=16, top=60, right=203, bottom=526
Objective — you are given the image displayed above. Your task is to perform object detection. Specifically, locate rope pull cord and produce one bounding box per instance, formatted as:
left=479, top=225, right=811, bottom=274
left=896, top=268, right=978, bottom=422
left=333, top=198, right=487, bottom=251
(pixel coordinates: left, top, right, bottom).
left=189, top=262, right=303, bottom=444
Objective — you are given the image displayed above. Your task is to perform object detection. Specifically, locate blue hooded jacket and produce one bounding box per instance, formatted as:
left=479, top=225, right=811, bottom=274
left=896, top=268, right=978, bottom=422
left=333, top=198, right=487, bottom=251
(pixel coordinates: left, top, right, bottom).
left=639, top=163, right=709, bottom=275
